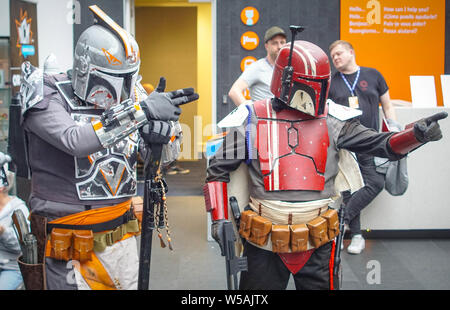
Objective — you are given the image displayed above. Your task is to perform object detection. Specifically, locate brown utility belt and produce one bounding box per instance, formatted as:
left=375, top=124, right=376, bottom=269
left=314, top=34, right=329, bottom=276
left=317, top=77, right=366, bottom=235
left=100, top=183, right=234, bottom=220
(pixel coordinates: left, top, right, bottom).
left=239, top=208, right=339, bottom=253
left=46, top=219, right=140, bottom=262
left=44, top=200, right=140, bottom=262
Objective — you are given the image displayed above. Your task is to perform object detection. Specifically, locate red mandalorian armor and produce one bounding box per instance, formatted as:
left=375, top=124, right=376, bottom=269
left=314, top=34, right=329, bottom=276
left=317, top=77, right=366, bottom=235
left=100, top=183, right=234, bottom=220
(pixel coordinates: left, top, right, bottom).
left=254, top=99, right=329, bottom=192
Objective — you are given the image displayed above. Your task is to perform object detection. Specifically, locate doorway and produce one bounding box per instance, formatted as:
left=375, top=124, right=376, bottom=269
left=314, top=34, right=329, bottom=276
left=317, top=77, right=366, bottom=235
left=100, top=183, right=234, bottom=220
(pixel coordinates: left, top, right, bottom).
left=135, top=6, right=198, bottom=160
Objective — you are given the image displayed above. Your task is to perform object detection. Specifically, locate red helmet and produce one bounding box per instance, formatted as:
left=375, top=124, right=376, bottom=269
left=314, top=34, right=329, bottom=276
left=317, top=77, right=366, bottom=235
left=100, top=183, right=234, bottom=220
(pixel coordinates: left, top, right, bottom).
left=270, top=40, right=331, bottom=117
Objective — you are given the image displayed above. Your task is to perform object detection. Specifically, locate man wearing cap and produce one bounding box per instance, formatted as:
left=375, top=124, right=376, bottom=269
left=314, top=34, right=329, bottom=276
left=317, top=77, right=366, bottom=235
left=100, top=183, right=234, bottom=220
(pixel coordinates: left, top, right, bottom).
left=228, top=26, right=286, bottom=106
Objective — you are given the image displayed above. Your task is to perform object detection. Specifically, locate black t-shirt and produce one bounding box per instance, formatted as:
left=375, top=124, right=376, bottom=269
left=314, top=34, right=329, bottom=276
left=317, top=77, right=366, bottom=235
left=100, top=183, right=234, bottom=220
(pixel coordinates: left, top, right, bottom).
left=328, top=66, right=389, bottom=131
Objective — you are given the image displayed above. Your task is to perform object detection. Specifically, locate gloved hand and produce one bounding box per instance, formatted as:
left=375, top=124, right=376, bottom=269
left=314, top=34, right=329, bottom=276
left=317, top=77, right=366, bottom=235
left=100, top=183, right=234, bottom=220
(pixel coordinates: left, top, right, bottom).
left=139, top=120, right=172, bottom=145
left=211, top=219, right=229, bottom=256
left=414, top=111, right=448, bottom=143
left=154, top=77, right=166, bottom=93
left=140, top=77, right=199, bottom=122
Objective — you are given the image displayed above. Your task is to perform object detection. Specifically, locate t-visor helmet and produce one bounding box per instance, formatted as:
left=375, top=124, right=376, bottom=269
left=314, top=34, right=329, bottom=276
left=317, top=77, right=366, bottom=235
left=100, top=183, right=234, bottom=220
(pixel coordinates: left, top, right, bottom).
left=72, top=5, right=140, bottom=109
left=271, top=29, right=331, bottom=117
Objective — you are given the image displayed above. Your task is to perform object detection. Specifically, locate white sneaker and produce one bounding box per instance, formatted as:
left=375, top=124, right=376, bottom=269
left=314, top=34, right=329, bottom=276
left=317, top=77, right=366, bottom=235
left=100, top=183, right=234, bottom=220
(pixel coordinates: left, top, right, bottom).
left=347, top=234, right=365, bottom=254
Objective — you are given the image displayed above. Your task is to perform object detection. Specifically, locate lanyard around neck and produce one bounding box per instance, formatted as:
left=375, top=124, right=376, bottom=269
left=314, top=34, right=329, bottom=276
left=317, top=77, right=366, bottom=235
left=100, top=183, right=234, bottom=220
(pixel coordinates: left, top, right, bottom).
left=340, top=67, right=360, bottom=96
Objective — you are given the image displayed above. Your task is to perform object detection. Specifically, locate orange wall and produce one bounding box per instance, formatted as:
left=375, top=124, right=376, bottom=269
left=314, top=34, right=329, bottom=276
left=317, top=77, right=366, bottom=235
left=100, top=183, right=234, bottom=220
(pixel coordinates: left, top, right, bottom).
left=341, top=0, right=445, bottom=105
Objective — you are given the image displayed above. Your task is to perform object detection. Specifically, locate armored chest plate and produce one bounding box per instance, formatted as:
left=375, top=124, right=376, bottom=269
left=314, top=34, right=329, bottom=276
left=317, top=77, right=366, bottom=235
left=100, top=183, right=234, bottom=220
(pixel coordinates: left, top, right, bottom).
left=72, top=113, right=138, bottom=200
left=254, top=100, right=329, bottom=191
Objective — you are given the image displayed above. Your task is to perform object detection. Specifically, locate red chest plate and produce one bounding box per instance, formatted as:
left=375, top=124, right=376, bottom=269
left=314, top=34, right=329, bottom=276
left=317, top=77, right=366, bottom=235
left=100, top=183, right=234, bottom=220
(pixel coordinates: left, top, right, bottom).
left=254, top=100, right=329, bottom=191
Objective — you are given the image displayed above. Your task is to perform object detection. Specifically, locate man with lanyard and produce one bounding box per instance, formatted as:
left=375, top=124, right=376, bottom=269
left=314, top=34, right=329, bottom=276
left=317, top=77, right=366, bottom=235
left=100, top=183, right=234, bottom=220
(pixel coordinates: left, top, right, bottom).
left=328, top=40, right=396, bottom=254
left=228, top=26, right=287, bottom=106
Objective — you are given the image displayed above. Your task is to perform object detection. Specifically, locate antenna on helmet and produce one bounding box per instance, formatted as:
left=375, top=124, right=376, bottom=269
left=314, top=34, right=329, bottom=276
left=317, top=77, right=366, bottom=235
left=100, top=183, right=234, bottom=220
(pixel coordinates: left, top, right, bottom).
left=89, top=5, right=135, bottom=61
left=279, top=25, right=305, bottom=104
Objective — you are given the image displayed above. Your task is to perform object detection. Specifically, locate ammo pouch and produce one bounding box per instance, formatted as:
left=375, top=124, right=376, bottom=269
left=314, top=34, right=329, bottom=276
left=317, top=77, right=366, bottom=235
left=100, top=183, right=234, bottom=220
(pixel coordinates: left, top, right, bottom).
left=49, top=228, right=94, bottom=263
left=239, top=210, right=258, bottom=239
left=321, top=209, right=339, bottom=240
left=72, top=230, right=94, bottom=262
left=239, top=210, right=272, bottom=246
left=290, top=224, right=309, bottom=253
left=306, top=217, right=329, bottom=248
left=248, top=215, right=272, bottom=246
left=271, top=225, right=290, bottom=253
left=47, top=219, right=139, bottom=262
left=50, top=228, right=73, bottom=261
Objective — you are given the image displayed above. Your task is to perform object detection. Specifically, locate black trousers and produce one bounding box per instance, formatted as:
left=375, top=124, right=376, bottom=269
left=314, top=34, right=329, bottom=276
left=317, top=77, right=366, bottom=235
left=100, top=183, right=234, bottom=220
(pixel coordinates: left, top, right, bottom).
left=239, top=242, right=337, bottom=290
left=344, top=155, right=385, bottom=236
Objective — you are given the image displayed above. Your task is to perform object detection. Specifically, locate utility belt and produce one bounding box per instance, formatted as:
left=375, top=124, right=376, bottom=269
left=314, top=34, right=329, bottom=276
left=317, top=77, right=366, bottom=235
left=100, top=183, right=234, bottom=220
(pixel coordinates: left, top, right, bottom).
left=45, top=200, right=140, bottom=262
left=239, top=197, right=340, bottom=253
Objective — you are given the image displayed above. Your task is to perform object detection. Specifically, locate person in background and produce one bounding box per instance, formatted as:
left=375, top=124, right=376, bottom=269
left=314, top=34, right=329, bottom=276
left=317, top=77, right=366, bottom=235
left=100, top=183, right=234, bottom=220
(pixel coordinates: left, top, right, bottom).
left=328, top=40, right=397, bottom=254
left=0, top=153, right=30, bottom=290
left=228, top=26, right=287, bottom=106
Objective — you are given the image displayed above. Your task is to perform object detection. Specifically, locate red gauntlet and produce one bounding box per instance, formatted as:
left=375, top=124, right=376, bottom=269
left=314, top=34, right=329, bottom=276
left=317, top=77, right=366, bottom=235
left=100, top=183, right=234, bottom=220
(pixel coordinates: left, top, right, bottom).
left=388, top=123, right=422, bottom=155
left=389, top=111, right=448, bottom=155
left=203, top=181, right=228, bottom=221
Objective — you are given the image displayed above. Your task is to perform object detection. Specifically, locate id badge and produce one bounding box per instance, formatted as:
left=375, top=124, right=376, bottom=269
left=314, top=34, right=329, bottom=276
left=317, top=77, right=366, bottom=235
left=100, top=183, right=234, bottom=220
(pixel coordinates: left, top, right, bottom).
left=348, top=96, right=359, bottom=109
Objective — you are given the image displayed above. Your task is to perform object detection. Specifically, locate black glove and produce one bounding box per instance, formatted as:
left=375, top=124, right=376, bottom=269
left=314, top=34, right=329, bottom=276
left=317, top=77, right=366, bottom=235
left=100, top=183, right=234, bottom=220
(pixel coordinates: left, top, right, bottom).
left=154, top=77, right=166, bottom=93
left=140, top=77, right=199, bottom=122
left=139, top=121, right=172, bottom=145
left=211, top=219, right=229, bottom=256
left=413, top=111, right=448, bottom=143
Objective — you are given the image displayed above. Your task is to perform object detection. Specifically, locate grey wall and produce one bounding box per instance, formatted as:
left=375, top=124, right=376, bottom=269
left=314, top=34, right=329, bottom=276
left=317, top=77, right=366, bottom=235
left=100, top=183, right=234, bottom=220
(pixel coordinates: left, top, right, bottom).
left=361, top=107, right=450, bottom=230
left=217, top=0, right=450, bottom=123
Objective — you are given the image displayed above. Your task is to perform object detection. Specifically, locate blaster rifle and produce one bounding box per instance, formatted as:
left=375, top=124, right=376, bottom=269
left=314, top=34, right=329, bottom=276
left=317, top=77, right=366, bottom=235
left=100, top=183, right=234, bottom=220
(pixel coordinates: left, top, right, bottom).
left=223, top=197, right=248, bottom=290
left=137, top=85, right=198, bottom=290
left=223, top=221, right=248, bottom=290
left=333, top=205, right=346, bottom=289
left=137, top=143, right=166, bottom=290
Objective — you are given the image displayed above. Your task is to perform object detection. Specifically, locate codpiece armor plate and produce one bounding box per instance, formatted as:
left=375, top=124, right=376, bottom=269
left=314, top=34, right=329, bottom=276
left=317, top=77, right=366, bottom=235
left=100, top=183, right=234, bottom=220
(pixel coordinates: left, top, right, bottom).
left=254, top=100, right=329, bottom=192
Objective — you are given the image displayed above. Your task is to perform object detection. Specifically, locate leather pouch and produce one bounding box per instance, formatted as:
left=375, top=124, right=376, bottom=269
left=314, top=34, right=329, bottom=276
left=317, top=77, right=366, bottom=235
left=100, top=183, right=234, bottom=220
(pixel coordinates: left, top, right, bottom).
left=248, top=215, right=272, bottom=246
left=30, top=213, right=48, bottom=264
left=50, top=228, right=73, bottom=261
left=290, top=224, right=309, bottom=252
left=307, top=216, right=329, bottom=248
left=239, top=210, right=258, bottom=239
left=271, top=225, right=290, bottom=253
left=321, top=209, right=340, bottom=240
left=72, top=230, right=94, bottom=263
left=17, top=256, right=46, bottom=290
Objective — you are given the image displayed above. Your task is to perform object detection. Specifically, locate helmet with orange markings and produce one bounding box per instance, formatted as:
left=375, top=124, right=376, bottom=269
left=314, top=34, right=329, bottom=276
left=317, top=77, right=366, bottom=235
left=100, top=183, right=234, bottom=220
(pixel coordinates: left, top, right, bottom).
left=72, top=5, right=140, bottom=109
